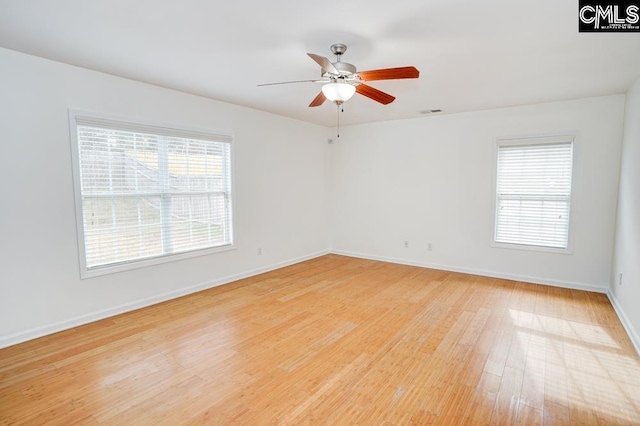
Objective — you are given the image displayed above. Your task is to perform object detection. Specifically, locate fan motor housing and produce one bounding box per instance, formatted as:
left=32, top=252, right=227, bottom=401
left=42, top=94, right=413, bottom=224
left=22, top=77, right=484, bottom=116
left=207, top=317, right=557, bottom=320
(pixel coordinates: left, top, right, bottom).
left=323, top=61, right=357, bottom=77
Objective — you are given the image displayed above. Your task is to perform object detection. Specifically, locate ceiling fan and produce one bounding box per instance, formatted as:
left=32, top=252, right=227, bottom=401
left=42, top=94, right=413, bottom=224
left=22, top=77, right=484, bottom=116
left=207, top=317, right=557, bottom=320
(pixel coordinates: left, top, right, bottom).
left=259, top=44, right=419, bottom=107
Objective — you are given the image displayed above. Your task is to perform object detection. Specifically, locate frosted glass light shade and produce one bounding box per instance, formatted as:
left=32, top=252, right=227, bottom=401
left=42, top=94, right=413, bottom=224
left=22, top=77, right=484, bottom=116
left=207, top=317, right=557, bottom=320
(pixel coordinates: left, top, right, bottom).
left=322, top=82, right=356, bottom=102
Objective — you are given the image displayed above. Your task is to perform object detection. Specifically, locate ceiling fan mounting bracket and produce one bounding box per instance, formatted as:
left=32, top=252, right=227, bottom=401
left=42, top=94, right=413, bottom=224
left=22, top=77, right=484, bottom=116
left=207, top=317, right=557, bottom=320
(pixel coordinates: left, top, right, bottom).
left=330, top=43, right=348, bottom=58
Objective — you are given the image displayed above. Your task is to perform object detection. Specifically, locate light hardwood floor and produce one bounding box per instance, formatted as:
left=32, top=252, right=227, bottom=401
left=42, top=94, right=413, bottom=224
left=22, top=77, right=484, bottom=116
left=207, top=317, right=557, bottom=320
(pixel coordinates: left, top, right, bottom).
left=1, top=255, right=639, bottom=425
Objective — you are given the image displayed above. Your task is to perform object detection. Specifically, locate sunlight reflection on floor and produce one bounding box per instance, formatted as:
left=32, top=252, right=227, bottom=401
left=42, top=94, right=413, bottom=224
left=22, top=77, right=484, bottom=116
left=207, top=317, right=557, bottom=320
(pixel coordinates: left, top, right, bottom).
left=509, top=308, right=640, bottom=423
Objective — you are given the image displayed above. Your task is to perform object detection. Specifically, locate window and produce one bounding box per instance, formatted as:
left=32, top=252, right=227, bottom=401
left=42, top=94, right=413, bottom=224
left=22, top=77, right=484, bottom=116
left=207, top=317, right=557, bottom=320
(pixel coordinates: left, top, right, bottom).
left=70, top=112, right=233, bottom=277
left=494, top=135, right=574, bottom=251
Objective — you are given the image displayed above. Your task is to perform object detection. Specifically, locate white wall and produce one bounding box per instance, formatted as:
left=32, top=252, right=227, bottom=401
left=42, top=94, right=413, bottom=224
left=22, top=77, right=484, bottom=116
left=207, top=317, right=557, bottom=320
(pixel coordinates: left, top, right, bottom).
left=0, top=48, right=329, bottom=347
left=329, top=96, right=624, bottom=291
left=0, top=46, right=632, bottom=349
left=610, top=77, right=640, bottom=351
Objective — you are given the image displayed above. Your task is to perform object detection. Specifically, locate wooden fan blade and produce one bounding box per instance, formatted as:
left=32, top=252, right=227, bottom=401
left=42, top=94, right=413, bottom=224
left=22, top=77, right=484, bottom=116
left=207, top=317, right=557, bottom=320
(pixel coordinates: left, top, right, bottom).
left=358, top=66, right=419, bottom=81
left=309, top=91, right=327, bottom=107
left=257, top=79, right=320, bottom=87
left=356, top=84, right=395, bottom=105
left=307, top=53, right=339, bottom=75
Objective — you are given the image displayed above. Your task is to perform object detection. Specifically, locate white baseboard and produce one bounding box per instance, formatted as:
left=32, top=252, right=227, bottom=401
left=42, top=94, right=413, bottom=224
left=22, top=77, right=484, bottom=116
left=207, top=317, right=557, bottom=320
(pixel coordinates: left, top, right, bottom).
left=0, top=250, right=329, bottom=349
left=330, top=250, right=608, bottom=294
left=606, top=290, right=640, bottom=356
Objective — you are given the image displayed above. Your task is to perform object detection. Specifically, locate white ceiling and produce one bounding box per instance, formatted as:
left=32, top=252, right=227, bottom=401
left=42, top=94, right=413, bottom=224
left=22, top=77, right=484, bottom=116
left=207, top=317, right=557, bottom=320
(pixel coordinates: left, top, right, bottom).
left=1, top=0, right=639, bottom=127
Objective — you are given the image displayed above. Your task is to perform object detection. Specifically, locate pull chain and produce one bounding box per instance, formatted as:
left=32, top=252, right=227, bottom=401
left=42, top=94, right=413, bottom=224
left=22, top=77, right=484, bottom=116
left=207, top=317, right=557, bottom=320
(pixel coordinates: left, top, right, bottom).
left=336, top=103, right=345, bottom=138
left=337, top=104, right=340, bottom=138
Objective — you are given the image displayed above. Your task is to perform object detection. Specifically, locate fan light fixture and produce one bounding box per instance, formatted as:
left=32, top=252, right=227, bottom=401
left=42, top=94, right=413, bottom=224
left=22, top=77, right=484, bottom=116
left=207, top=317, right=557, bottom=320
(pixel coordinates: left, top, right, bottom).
left=322, top=82, right=356, bottom=104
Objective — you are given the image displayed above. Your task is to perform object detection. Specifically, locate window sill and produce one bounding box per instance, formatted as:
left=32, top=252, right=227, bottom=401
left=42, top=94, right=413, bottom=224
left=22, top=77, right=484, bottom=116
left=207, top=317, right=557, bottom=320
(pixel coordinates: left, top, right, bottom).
left=80, top=244, right=236, bottom=279
left=491, top=241, right=572, bottom=255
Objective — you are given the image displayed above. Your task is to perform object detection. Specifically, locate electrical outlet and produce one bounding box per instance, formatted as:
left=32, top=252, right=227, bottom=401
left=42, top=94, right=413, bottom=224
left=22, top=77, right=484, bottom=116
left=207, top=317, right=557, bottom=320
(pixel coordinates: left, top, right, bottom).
left=619, top=272, right=623, bottom=286
left=404, top=240, right=409, bottom=248
left=257, top=247, right=262, bottom=255
left=428, top=242, right=433, bottom=251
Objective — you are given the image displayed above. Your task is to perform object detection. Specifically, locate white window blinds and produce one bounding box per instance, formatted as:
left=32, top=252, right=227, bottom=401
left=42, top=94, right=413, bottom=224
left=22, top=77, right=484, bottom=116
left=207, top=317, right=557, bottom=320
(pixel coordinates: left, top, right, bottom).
left=71, top=114, right=232, bottom=273
left=495, top=137, right=573, bottom=249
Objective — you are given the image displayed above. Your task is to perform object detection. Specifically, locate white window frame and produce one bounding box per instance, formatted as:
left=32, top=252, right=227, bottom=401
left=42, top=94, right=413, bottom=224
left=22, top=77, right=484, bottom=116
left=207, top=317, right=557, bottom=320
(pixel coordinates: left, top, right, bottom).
left=69, top=110, right=235, bottom=278
left=491, top=134, right=575, bottom=254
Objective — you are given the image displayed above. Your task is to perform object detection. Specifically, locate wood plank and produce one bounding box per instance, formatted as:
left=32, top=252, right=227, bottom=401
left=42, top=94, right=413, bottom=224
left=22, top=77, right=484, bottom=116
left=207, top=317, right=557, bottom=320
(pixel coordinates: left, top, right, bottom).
left=1, top=255, right=639, bottom=424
